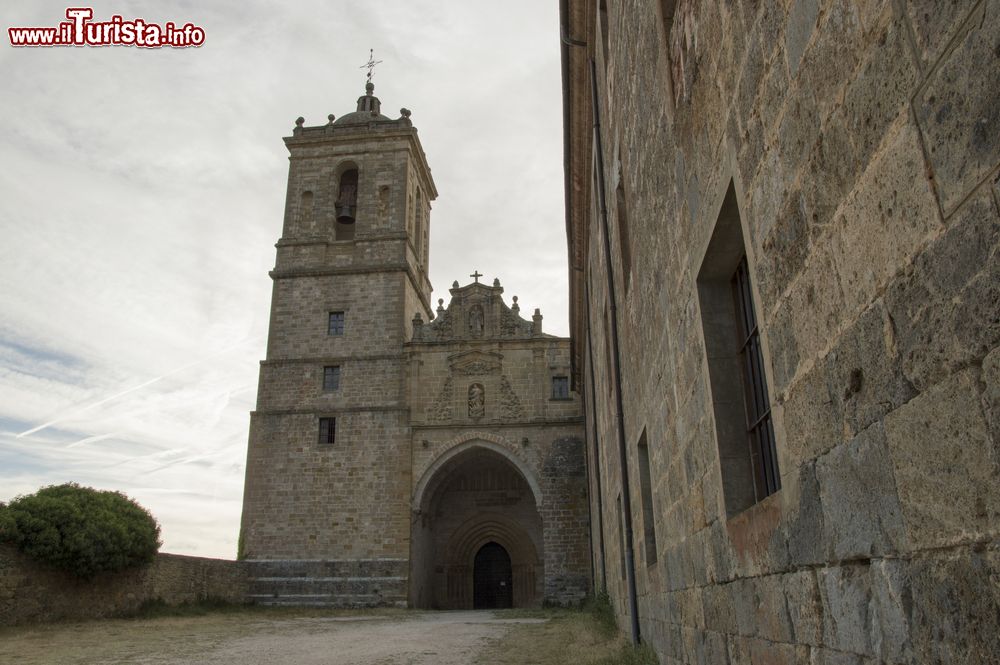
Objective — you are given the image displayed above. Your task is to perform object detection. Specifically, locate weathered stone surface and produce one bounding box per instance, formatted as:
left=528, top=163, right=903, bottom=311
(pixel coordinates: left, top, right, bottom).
left=914, top=0, right=1000, bottom=215
left=784, top=462, right=826, bottom=567
left=884, top=186, right=1000, bottom=390
left=831, top=117, right=941, bottom=316
left=795, top=1, right=862, bottom=119
left=884, top=368, right=999, bottom=549
left=784, top=0, right=819, bottom=77
left=757, top=189, right=810, bottom=313
left=840, top=15, right=920, bottom=170
left=800, top=108, right=860, bottom=235
left=816, top=422, right=907, bottom=560
left=904, top=0, right=979, bottom=65
left=819, top=563, right=873, bottom=656
left=983, top=346, right=1000, bottom=446
left=869, top=559, right=912, bottom=663
left=783, top=569, right=822, bottom=646
left=908, top=550, right=1000, bottom=664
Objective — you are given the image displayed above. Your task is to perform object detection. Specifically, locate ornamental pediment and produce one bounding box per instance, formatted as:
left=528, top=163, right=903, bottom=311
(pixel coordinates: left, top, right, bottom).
left=449, top=350, right=503, bottom=375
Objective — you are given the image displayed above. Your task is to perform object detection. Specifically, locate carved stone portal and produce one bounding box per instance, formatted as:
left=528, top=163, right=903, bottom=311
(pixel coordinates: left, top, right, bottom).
left=468, top=383, right=485, bottom=420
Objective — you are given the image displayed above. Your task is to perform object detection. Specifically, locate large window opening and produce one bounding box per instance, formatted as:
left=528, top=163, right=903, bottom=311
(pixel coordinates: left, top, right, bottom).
left=636, top=430, right=657, bottom=566
left=697, top=183, right=780, bottom=517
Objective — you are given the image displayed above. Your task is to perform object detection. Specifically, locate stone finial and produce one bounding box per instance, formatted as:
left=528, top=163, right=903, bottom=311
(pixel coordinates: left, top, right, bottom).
left=532, top=308, right=543, bottom=334
left=399, top=107, right=413, bottom=127
left=295, top=117, right=304, bottom=127
left=412, top=311, right=424, bottom=326
left=493, top=277, right=501, bottom=287
left=400, top=108, right=411, bottom=118
left=511, top=295, right=520, bottom=313
left=327, top=114, right=336, bottom=124
left=437, top=298, right=445, bottom=314
left=452, top=280, right=460, bottom=288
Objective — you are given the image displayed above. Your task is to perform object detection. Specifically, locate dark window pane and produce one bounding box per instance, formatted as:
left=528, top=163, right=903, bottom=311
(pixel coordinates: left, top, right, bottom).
left=552, top=376, right=570, bottom=399
left=732, top=256, right=780, bottom=500
left=319, top=417, right=336, bottom=444
left=328, top=311, right=345, bottom=336
left=323, top=366, right=340, bottom=391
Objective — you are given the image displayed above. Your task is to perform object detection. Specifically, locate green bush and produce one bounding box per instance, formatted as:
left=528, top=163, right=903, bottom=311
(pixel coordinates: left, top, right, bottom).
left=0, top=483, right=161, bottom=578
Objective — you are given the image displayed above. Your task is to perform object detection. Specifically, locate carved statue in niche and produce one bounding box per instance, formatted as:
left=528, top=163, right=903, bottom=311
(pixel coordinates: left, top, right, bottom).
left=468, top=383, right=485, bottom=419
left=468, top=304, right=484, bottom=337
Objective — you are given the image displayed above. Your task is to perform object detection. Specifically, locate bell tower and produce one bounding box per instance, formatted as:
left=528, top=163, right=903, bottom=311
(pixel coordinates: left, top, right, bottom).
left=240, top=77, right=437, bottom=606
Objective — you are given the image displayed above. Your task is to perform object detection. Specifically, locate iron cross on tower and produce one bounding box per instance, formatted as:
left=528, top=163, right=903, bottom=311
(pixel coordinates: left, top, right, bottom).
left=360, top=48, right=383, bottom=84
left=471, top=270, right=483, bottom=283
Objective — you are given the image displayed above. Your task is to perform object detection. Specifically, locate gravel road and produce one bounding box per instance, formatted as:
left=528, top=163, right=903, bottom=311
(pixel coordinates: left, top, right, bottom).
left=0, top=610, right=549, bottom=665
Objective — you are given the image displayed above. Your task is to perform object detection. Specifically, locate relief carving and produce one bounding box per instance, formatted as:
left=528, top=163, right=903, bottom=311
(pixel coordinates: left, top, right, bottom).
left=499, top=376, right=524, bottom=419
left=427, top=377, right=454, bottom=422
left=468, top=383, right=485, bottom=420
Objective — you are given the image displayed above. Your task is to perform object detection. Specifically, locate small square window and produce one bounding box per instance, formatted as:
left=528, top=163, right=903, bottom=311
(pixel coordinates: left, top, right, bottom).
left=551, top=376, right=570, bottom=399
left=323, top=366, right=340, bottom=391
left=318, top=417, right=336, bottom=445
left=328, top=311, right=345, bottom=336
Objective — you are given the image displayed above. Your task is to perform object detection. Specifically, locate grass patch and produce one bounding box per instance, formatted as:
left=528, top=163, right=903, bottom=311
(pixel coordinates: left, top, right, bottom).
left=592, top=642, right=659, bottom=665
left=128, top=596, right=248, bottom=619
left=127, top=598, right=413, bottom=621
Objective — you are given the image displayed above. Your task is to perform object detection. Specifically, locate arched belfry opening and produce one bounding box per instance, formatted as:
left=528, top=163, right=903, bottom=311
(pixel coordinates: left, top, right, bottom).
left=335, top=167, right=358, bottom=240
left=410, top=444, right=543, bottom=609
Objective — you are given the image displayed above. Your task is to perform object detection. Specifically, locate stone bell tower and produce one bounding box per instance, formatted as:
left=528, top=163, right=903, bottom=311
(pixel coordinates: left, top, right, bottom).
left=239, top=77, right=437, bottom=606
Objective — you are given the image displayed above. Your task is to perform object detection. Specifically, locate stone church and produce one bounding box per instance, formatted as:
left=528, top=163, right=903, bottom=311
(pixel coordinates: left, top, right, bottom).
left=239, top=81, right=590, bottom=609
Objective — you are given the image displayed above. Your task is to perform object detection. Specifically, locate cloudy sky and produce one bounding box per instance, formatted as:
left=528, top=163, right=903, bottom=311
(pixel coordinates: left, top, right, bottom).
left=0, top=1, right=567, bottom=558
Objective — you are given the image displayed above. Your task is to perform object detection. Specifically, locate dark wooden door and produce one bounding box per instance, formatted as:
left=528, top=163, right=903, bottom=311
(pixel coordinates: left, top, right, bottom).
left=473, top=542, right=513, bottom=609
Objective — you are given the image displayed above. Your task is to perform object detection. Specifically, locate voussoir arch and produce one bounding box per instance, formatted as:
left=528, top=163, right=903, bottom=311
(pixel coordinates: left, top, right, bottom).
left=412, top=435, right=542, bottom=511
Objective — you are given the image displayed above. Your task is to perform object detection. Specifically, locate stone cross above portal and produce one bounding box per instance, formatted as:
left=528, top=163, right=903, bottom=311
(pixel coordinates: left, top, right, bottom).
left=470, top=270, right=483, bottom=283
left=360, top=48, right=382, bottom=84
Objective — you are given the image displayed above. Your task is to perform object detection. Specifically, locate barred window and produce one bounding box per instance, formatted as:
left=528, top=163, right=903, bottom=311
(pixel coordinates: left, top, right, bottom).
left=697, top=183, right=781, bottom=517
left=318, top=417, right=336, bottom=445
left=551, top=376, right=570, bottom=399
left=733, top=257, right=780, bottom=499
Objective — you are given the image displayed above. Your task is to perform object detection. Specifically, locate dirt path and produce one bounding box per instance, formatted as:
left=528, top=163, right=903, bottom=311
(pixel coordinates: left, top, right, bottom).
left=0, top=611, right=549, bottom=665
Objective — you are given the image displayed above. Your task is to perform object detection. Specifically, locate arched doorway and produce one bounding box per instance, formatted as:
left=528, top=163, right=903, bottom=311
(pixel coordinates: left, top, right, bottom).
left=473, top=542, right=513, bottom=609
left=410, top=444, right=543, bottom=609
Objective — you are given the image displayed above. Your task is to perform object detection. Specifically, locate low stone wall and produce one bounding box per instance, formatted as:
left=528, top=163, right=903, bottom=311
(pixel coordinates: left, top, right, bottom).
left=0, top=545, right=247, bottom=625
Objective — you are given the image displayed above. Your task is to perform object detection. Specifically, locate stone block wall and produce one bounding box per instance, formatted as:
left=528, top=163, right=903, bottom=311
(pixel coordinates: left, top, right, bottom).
left=0, top=545, right=246, bottom=626
left=568, top=0, right=1000, bottom=662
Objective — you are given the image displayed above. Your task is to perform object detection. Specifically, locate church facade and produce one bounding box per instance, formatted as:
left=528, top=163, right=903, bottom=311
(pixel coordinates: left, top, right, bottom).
left=238, top=82, right=590, bottom=609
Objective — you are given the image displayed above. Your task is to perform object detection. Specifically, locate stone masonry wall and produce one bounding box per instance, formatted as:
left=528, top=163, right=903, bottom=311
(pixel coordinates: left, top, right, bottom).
left=581, top=0, right=1000, bottom=663
left=0, top=545, right=246, bottom=626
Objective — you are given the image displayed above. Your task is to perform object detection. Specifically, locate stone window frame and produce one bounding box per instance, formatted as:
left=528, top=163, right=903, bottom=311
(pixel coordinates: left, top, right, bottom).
left=550, top=375, right=571, bottom=400
left=328, top=311, right=346, bottom=336
left=318, top=417, right=336, bottom=445
left=635, top=428, right=658, bottom=566
left=322, top=365, right=341, bottom=392
left=696, top=181, right=782, bottom=518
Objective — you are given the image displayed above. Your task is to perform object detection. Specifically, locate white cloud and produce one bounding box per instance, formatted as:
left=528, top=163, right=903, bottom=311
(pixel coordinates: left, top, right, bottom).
left=0, top=0, right=568, bottom=559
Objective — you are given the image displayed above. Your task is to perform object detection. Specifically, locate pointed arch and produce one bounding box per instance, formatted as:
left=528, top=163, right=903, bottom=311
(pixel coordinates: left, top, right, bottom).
left=412, top=437, right=542, bottom=511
